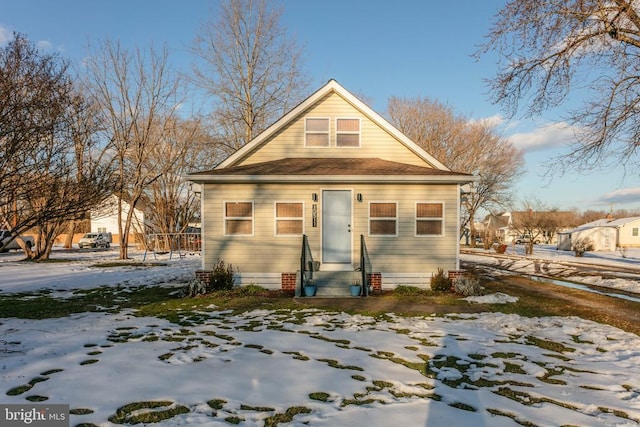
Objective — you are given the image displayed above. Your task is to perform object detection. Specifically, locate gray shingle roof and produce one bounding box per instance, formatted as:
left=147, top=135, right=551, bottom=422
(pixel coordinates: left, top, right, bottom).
left=191, top=158, right=470, bottom=177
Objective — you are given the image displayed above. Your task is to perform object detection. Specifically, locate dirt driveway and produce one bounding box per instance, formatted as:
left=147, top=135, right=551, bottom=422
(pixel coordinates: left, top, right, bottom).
left=296, top=255, right=640, bottom=336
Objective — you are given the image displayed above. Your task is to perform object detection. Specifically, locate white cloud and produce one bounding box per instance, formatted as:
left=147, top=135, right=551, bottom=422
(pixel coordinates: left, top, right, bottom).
left=36, top=39, right=53, bottom=51
left=0, top=25, right=11, bottom=46
left=469, top=114, right=504, bottom=127
left=507, top=122, right=577, bottom=153
left=598, top=187, right=640, bottom=206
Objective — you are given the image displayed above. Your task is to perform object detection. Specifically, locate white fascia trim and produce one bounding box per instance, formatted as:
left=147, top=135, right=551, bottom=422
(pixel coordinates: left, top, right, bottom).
left=187, top=174, right=478, bottom=184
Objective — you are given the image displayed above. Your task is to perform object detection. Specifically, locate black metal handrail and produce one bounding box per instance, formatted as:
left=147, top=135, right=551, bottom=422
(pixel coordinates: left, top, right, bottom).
left=360, top=234, right=372, bottom=297
left=300, top=234, right=314, bottom=296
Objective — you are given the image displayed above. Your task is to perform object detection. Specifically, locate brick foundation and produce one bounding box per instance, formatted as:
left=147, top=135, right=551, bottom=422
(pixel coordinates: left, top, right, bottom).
left=448, top=270, right=466, bottom=281
left=195, top=270, right=211, bottom=285
left=281, top=272, right=297, bottom=291
left=367, top=272, right=382, bottom=291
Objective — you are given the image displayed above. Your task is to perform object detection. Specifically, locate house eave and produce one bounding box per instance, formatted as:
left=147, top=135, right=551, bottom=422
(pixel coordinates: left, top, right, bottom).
left=186, top=174, right=478, bottom=184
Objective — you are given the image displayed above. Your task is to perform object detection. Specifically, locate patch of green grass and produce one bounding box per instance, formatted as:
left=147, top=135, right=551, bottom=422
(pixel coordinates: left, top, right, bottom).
left=69, top=408, right=94, bottom=415
left=80, top=359, right=99, bottom=366
left=487, top=408, right=537, bottom=426
left=6, top=384, right=32, bottom=396
left=571, top=335, right=594, bottom=344
left=449, top=401, right=476, bottom=411
left=225, top=416, right=243, bottom=424
left=240, top=404, right=275, bottom=412
left=39, top=369, right=63, bottom=376
left=371, top=351, right=428, bottom=375
left=91, top=262, right=167, bottom=268
left=309, top=392, right=331, bottom=402
left=493, top=387, right=578, bottom=410
left=597, top=406, right=637, bottom=422
left=26, top=395, right=48, bottom=402
left=526, top=336, right=575, bottom=353
left=263, top=406, right=311, bottom=427
left=108, top=401, right=189, bottom=424
left=351, top=375, right=366, bottom=381
left=0, top=285, right=182, bottom=319
left=283, top=351, right=310, bottom=361
left=207, top=399, right=227, bottom=410
left=504, top=362, right=527, bottom=375
left=317, top=358, right=364, bottom=371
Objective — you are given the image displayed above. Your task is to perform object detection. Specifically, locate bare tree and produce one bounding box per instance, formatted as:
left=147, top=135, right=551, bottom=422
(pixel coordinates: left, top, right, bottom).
left=480, top=1, right=640, bottom=172
left=191, top=0, right=310, bottom=152
left=509, top=200, right=557, bottom=255
left=83, top=39, right=186, bottom=259
left=141, top=117, right=218, bottom=237
left=0, top=33, right=72, bottom=228
left=387, top=96, right=524, bottom=246
left=0, top=34, right=113, bottom=258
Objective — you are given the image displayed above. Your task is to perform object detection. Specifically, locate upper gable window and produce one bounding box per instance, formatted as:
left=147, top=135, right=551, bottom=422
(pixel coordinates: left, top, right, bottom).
left=336, top=118, right=360, bottom=147
left=305, top=117, right=330, bottom=147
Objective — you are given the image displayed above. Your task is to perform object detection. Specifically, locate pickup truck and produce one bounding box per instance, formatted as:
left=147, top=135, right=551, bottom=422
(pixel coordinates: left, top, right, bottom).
left=78, top=232, right=112, bottom=249
left=0, top=230, right=35, bottom=252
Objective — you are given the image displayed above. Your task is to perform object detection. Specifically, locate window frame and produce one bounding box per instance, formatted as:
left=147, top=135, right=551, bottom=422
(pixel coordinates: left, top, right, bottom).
left=415, top=201, right=445, bottom=237
left=336, top=117, right=361, bottom=148
left=274, top=201, right=305, bottom=237
left=633, top=227, right=639, bottom=237
left=368, top=201, right=399, bottom=237
left=304, top=117, right=330, bottom=148
left=223, top=201, right=254, bottom=236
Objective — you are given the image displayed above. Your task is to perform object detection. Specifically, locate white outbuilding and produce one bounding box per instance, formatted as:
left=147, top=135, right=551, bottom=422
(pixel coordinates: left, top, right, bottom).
left=557, top=217, right=640, bottom=251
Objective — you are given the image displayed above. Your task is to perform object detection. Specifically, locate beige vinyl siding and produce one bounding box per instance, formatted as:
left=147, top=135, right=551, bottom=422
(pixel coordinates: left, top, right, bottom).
left=202, top=183, right=321, bottom=274
left=202, top=182, right=459, bottom=276
left=237, top=93, right=434, bottom=167
left=352, top=184, right=459, bottom=274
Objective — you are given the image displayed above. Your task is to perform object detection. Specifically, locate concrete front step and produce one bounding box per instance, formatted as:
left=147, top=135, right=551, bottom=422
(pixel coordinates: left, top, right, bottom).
left=308, top=271, right=363, bottom=297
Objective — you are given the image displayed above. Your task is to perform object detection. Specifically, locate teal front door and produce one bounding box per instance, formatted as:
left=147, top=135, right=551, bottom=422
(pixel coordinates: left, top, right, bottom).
left=322, top=190, right=352, bottom=266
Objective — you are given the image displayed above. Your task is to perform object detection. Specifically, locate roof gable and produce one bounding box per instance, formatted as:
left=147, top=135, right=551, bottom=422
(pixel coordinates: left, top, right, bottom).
left=216, top=79, right=449, bottom=171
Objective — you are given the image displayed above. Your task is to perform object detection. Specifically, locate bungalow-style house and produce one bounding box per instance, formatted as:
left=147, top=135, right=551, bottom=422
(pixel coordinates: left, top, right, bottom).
left=187, top=80, right=476, bottom=295
left=557, top=217, right=640, bottom=251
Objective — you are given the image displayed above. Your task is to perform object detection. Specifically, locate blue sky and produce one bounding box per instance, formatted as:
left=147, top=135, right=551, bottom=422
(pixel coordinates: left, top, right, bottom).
left=2, top=0, right=638, bottom=214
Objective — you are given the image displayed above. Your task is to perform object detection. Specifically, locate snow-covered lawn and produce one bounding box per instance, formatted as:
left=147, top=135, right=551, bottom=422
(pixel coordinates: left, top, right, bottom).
left=1, top=247, right=640, bottom=426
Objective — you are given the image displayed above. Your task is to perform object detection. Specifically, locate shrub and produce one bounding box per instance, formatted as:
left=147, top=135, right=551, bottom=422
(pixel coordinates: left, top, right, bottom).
left=183, top=279, right=208, bottom=298
left=234, top=284, right=268, bottom=297
left=394, top=285, right=427, bottom=296
left=430, top=268, right=451, bottom=292
left=573, top=237, right=594, bottom=257
left=452, top=275, right=482, bottom=296
left=209, top=259, right=236, bottom=291
left=494, top=244, right=507, bottom=254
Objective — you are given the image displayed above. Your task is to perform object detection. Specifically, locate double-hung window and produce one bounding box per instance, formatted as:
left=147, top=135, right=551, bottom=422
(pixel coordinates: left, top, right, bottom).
left=224, top=201, right=253, bottom=236
left=336, top=118, right=360, bottom=147
left=416, top=202, right=444, bottom=236
left=369, top=202, right=398, bottom=236
left=275, top=202, right=303, bottom=236
left=305, top=117, right=330, bottom=147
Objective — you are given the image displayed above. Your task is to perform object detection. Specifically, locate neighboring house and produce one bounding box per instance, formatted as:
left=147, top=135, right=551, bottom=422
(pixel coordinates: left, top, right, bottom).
left=187, top=80, right=476, bottom=294
left=90, top=195, right=148, bottom=247
left=484, top=211, right=576, bottom=244
left=558, top=217, right=640, bottom=251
